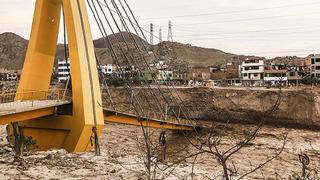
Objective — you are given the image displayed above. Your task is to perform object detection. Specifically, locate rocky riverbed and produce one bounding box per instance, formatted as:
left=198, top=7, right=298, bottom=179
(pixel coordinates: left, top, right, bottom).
left=0, top=122, right=319, bottom=179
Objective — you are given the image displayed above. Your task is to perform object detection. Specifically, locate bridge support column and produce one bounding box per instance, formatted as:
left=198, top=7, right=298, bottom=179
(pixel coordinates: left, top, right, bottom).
left=11, top=0, right=104, bottom=153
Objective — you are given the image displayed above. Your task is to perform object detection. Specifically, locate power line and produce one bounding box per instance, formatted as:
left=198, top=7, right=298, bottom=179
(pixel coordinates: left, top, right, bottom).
left=96, top=0, right=160, bottom=40
left=242, top=49, right=320, bottom=55
left=139, top=1, right=320, bottom=20
left=173, top=11, right=320, bottom=27
left=174, top=26, right=320, bottom=38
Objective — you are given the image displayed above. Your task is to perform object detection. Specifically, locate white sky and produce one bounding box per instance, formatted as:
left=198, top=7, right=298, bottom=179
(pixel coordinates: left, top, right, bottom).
left=1, top=0, right=320, bottom=58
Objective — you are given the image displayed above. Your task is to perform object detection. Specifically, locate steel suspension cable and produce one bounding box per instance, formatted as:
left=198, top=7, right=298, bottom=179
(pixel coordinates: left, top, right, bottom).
left=95, top=0, right=167, bottom=119
left=111, top=0, right=200, bottom=123
left=87, top=0, right=148, bottom=118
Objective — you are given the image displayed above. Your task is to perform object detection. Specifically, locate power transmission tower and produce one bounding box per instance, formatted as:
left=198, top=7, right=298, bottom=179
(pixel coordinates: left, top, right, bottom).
left=150, top=23, right=153, bottom=45
left=159, top=27, right=162, bottom=43
left=167, top=20, right=173, bottom=42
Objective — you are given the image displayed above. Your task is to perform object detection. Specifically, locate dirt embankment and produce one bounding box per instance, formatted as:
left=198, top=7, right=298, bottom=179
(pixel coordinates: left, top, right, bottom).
left=105, top=87, right=320, bottom=129
left=206, top=88, right=320, bottom=129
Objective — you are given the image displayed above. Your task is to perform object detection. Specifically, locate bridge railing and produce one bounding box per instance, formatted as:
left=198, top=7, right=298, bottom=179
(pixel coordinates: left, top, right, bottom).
left=0, top=89, right=72, bottom=108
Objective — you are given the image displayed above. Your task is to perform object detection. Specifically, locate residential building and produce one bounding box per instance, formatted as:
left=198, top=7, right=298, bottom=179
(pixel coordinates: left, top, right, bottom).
left=172, top=70, right=185, bottom=83
left=308, top=54, right=320, bottom=78
left=240, top=58, right=265, bottom=86
left=264, top=63, right=288, bottom=86
left=6, top=71, right=19, bottom=81
left=57, top=58, right=70, bottom=83
left=139, top=69, right=172, bottom=83
left=158, top=70, right=173, bottom=82
left=149, top=61, right=169, bottom=70
left=210, top=63, right=240, bottom=86
left=100, top=64, right=113, bottom=75
left=286, top=65, right=308, bottom=86
left=0, top=68, right=21, bottom=81
left=0, top=68, right=8, bottom=81
left=186, top=67, right=211, bottom=81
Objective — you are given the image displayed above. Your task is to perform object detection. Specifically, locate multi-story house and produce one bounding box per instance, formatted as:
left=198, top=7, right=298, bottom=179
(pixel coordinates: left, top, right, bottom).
left=264, top=63, right=288, bottom=86
left=286, top=65, right=308, bottom=86
left=308, top=54, right=320, bottom=78
left=57, top=58, right=70, bottom=83
left=185, top=67, right=211, bottom=81
left=240, top=58, right=265, bottom=86
left=210, top=63, right=241, bottom=86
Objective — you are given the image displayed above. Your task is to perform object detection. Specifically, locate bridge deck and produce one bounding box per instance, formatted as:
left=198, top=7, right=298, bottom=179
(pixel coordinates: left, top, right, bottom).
left=0, top=100, right=71, bottom=125
left=0, top=100, right=71, bottom=116
left=0, top=100, right=197, bottom=130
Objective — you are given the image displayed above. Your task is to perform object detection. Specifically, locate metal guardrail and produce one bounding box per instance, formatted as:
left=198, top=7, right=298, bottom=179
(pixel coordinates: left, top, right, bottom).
left=0, top=89, right=72, bottom=109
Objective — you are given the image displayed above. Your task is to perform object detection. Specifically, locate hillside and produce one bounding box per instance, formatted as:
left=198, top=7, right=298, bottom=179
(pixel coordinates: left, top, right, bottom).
left=0, top=32, right=305, bottom=70
left=153, top=41, right=237, bottom=67
left=0, top=32, right=28, bottom=70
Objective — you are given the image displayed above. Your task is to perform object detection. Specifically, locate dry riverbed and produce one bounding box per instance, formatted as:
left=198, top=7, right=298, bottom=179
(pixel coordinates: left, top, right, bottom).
left=0, top=123, right=320, bottom=179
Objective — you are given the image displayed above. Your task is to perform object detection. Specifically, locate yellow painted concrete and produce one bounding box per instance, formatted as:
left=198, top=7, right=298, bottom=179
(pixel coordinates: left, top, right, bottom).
left=104, top=111, right=194, bottom=131
left=12, top=0, right=104, bottom=152
left=0, top=107, right=55, bottom=125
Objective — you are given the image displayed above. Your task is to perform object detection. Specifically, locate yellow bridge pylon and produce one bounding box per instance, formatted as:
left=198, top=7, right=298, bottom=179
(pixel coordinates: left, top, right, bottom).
left=0, top=0, right=197, bottom=154
left=13, top=0, right=104, bottom=152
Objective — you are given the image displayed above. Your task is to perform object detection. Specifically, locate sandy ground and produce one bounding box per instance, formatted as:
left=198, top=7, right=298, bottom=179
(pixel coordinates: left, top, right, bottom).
left=0, top=123, right=320, bottom=180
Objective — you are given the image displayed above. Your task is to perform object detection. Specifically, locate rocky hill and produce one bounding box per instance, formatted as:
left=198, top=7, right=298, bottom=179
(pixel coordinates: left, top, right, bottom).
left=0, top=32, right=28, bottom=70
left=153, top=41, right=238, bottom=67
left=0, top=32, right=241, bottom=70
left=266, top=56, right=305, bottom=66
left=0, top=32, right=306, bottom=70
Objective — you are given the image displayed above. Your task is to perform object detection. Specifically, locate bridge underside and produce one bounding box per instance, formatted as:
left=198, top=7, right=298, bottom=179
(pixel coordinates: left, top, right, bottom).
left=0, top=102, right=194, bottom=151
left=103, top=110, right=194, bottom=131
left=0, top=100, right=194, bottom=130
left=0, top=102, right=195, bottom=130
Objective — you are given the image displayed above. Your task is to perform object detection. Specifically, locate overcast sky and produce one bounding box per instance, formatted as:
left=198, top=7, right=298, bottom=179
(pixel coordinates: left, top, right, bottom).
left=1, top=0, right=320, bottom=58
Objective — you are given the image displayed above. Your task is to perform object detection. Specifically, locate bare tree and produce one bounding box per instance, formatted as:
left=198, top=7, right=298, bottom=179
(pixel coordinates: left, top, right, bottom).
left=174, top=85, right=289, bottom=179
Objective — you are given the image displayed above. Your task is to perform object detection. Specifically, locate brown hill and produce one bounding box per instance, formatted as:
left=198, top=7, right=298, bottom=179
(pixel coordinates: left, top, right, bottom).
left=0, top=32, right=289, bottom=70
left=0, top=32, right=28, bottom=70
left=153, top=41, right=238, bottom=67
left=94, top=31, right=148, bottom=48
left=266, top=56, right=305, bottom=66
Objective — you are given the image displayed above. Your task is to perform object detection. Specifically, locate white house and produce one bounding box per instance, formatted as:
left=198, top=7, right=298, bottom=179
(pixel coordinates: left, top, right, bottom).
left=100, top=64, right=114, bottom=75
left=240, top=58, right=265, bottom=86
left=57, top=58, right=70, bottom=83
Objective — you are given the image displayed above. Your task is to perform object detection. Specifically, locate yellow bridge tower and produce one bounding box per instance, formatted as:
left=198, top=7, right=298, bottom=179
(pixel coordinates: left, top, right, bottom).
left=15, top=0, right=104, bottom=152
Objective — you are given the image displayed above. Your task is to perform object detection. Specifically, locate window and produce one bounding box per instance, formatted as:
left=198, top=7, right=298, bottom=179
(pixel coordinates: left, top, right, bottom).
left=254, top=74, right=258, bottom=77
left=251, top=66, right=259, bottom=70
left=316, top=66, right=320, bottom=70
left=289, top=72, right=295, bottom=76
left=316, top=58, right=320, bottom=63
left=243, top=73, right=248, bottom=77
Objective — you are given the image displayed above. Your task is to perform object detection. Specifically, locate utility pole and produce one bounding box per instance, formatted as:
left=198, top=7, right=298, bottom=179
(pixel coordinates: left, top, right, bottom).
left=150, top=23, right=153, bottom=45
left=167, top=20, right=173, bottom=42
left=159, top=27, right=162, bottom=43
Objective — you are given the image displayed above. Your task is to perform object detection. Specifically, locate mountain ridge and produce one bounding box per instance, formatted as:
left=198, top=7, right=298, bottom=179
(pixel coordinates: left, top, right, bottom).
left=0, top=32, right=305, bottom=70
